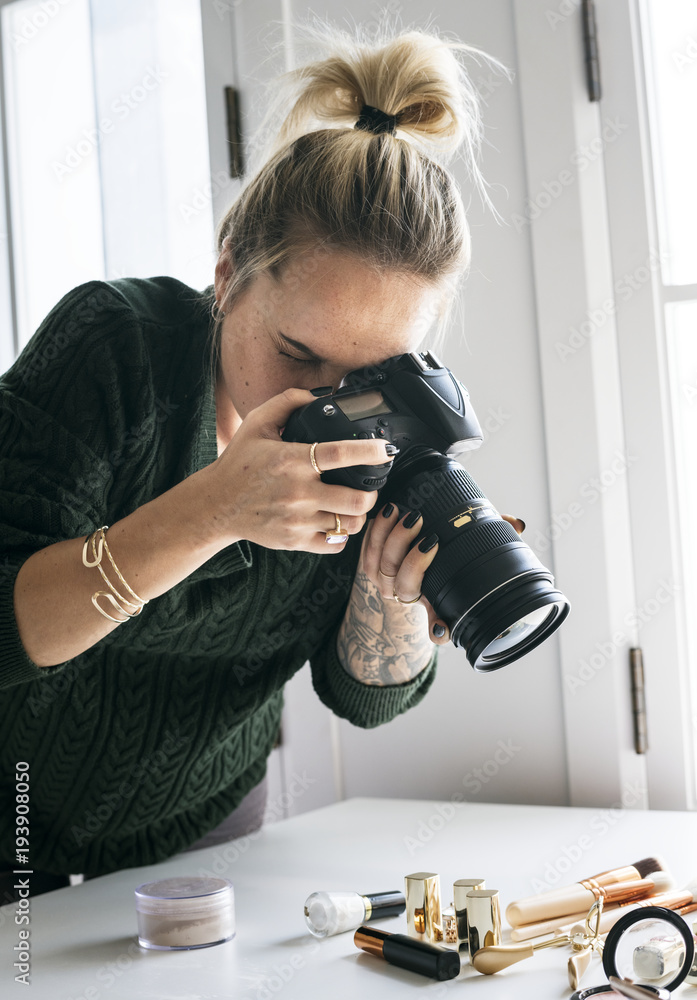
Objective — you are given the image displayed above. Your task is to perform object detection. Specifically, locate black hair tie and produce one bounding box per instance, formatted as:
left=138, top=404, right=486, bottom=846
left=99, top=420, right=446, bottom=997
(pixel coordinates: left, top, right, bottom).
left=354, top=104, right=398, bottom=136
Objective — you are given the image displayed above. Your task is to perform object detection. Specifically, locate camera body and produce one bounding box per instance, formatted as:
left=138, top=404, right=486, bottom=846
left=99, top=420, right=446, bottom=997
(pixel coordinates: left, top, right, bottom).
left=283, top=351, right=569, bottom=671
left=282, top=351, right=483, bottom=496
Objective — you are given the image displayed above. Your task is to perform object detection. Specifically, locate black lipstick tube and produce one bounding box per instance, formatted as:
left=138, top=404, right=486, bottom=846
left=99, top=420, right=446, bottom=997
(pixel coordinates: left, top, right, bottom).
left=354, top=925, right=461, bottom=981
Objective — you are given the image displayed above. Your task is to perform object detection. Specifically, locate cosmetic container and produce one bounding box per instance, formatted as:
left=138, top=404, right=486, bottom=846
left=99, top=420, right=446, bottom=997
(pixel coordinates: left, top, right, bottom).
left=453, top=878, right=486, bottom=954
left=354, top=925, right=461, bottom=981
left=466, top=889, right=501, bottom=957
left=405, top=872, right=442, bottom=942
left=571, top=985, right=669, bottom=999
left=303, top=890, right=405, bottom=938
left=135, top=876, right=235, bottom=950
left=572, top=905, right=694, bottom=999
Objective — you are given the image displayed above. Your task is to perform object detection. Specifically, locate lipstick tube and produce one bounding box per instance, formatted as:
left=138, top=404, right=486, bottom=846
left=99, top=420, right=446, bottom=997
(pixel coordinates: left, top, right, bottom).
left=453, top=878, right=486, bottom=954
left=467, top=889, right=502, bottom=957
left=304, top=890, right=405, bottom=938
left=405, top=872, right=442, bottom=942
left=354, top=926, right=461, bottom=981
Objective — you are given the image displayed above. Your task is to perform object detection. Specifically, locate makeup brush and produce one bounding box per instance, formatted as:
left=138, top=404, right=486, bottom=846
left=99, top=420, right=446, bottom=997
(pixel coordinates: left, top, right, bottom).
left=506, top=857, right=667, bottom=927
left=552, top=877, right=695, bottom=939
left=510, top=871, right=674, bottom=941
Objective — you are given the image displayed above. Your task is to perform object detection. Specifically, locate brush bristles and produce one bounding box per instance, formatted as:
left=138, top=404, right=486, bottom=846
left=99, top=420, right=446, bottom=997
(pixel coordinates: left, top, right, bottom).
left=682, top=876, right=697, bottom=902
left=648, top=871, right=673, bottom=894
left=634, top=856, right=667, bottom=878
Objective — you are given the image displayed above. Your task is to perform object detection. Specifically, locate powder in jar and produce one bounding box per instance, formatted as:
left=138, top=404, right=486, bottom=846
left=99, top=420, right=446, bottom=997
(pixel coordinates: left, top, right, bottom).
left=135, top=876, right=235, bottom=950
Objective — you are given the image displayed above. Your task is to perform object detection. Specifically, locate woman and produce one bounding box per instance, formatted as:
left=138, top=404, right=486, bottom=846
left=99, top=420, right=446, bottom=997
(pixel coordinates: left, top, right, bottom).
left=0, top=25, right=513, bottom=896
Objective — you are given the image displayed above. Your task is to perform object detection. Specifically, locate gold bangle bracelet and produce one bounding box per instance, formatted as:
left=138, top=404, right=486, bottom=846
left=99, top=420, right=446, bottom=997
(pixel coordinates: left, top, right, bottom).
left=82, top=526, right=148, bottom=623
left=90, top=533, right=142, bottom=615
left=97, top=527, right=148, bottom=607
left=91, top=592, right=132, bottom=624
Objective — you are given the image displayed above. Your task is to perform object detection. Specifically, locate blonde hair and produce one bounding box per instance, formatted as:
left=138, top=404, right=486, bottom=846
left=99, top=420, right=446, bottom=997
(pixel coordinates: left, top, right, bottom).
left=207, top=22, right=505, bottom=379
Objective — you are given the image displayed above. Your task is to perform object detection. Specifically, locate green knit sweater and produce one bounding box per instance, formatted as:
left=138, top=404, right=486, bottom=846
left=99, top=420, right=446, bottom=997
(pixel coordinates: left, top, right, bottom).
left=0, top=277, right=436, bottom=877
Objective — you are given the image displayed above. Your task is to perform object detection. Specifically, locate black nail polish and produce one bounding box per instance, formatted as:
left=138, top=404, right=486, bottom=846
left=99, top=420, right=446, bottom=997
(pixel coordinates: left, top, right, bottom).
left=517, top=518, right=526, bottom=533
left=310, top=386, right=333, bottom=397
left=402, top=510, right=422, bottom=530
left=384, top=443, right=400, bottom=456
left=382, top=503, right=395, bottom=518
left=418, top=533, right=439, bottom=553
left=433, top=623, right=446, bottom=638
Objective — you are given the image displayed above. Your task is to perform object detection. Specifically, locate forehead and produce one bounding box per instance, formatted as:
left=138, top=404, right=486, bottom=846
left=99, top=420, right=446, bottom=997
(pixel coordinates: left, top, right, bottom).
left=255, top=250, right=444, bottom=365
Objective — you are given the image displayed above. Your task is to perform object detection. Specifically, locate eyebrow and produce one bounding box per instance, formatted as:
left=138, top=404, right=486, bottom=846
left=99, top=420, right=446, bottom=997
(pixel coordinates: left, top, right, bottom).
left=277, top=331, right=326, bottom=363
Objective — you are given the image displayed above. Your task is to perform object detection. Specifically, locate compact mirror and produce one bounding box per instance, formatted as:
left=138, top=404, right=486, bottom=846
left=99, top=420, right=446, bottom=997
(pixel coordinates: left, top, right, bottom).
left=602, top=906, right=695, bottom=994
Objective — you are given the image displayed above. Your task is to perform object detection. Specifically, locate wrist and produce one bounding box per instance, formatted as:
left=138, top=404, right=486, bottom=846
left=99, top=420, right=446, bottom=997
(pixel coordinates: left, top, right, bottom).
left=174, top=463, right=244, bottom=554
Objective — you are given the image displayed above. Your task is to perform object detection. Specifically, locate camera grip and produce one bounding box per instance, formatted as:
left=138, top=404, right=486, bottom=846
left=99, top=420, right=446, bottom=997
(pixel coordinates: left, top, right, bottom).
left=321, top=463, right=392, bottom=492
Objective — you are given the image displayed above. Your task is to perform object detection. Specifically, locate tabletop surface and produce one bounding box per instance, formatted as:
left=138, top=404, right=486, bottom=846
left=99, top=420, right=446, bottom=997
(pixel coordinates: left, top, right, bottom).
left=2, top=796, right=697, bottom=999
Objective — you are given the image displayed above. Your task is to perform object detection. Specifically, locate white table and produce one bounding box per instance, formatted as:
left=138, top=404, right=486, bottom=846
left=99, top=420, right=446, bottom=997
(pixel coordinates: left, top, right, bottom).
left=2, top=797, right=697, bottom=999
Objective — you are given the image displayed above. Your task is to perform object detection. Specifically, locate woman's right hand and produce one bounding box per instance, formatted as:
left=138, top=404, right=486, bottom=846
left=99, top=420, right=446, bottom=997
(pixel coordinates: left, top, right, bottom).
left=201, top=388, right=394, bottom=553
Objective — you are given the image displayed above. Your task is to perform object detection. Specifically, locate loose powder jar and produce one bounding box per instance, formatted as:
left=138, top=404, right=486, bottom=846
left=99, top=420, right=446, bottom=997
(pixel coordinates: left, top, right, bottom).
left=135, top=877, right=235, bottom=950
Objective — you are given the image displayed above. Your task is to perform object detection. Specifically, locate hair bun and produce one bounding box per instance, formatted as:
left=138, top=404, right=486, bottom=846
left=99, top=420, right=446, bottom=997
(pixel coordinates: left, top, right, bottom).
left=252, top=21, right=509, bottom=206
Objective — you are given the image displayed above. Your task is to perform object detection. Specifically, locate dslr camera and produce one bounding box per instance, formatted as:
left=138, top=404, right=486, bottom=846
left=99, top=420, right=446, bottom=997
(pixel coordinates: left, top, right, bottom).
left=283, top=351, right=569, bottom=671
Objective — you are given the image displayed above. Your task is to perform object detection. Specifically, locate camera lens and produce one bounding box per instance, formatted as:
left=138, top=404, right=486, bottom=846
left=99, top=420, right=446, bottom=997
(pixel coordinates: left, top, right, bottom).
left=384, top=448, right=570, bottom=671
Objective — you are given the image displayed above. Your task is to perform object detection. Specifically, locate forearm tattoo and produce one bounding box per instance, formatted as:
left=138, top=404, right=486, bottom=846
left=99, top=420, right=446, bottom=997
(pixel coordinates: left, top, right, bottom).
left=337, top=570, right=434, bottom=685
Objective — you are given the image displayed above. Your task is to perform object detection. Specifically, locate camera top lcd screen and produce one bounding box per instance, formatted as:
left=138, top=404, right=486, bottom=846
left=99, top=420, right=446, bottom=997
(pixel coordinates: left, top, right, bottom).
left=335, top=391, right=392, bottom=422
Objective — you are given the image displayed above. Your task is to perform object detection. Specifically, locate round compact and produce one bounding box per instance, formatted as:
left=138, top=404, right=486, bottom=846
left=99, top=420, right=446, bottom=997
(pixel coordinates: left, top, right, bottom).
left=571, top=986, right=669, bottom=999
left=602, top=906, right=694, bottom=993
left=135, top=876, right=235, bottom=950
left=571, top=905, right=695, bottom=1000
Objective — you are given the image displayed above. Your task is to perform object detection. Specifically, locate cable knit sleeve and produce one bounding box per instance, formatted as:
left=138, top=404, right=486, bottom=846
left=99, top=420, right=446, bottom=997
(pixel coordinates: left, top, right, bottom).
left=309, top=631, right=438, bottom=728
left=0, top=280, right=153, bottom=689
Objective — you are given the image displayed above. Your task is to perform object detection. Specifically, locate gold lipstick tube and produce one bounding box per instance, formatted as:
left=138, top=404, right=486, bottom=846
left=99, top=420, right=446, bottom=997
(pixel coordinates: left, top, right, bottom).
left=453, top=879, right=486, bottom=957
left=405, top=872, right=442, bottom=942
left=467, top=889, right=502, bottom=958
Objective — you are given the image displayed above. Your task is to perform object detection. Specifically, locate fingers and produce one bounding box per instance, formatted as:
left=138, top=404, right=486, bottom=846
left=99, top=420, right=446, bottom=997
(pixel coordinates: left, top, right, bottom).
left=422, top=599, right=451, bottom=646
left=311, top=438, right=394, bottom=473
left=366, top=507, right=436, bottom=601
left=503, top=514, right=526, bottom=535
left=362, top=503, right=450, bottom=644
left=253, top=387, right=319, bottom=434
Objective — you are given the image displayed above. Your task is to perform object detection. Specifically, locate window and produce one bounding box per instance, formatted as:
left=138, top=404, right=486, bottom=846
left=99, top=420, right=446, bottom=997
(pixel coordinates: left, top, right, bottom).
left=1, top=0, right=214, bottom=354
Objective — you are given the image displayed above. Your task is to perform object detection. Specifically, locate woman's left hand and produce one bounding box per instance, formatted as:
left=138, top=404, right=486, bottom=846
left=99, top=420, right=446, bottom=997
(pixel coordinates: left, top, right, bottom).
left=361, top=504, right=449, bottom=644
left=337, top=503, right=526, bottom=685
left=362, top=505, right=528, bottom=645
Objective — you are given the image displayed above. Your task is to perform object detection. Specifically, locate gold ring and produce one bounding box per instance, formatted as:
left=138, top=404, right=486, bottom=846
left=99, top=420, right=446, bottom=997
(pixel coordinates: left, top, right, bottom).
left=378, top=568, right=397, bottom=580
left=393, top=585, right=422, bottom=605
left=310, top=442, right=323, bottom=476
left=325, top=513, right=348, bottom=545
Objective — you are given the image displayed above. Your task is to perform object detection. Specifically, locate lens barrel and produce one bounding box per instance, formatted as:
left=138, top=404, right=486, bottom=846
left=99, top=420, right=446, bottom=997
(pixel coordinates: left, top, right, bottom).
left=385, top=449, right=570, bottom=671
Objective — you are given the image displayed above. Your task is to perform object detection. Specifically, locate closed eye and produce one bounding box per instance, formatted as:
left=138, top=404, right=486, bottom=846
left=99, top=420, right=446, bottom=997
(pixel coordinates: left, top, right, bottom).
left=279, top=350, right=319, bottom=365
